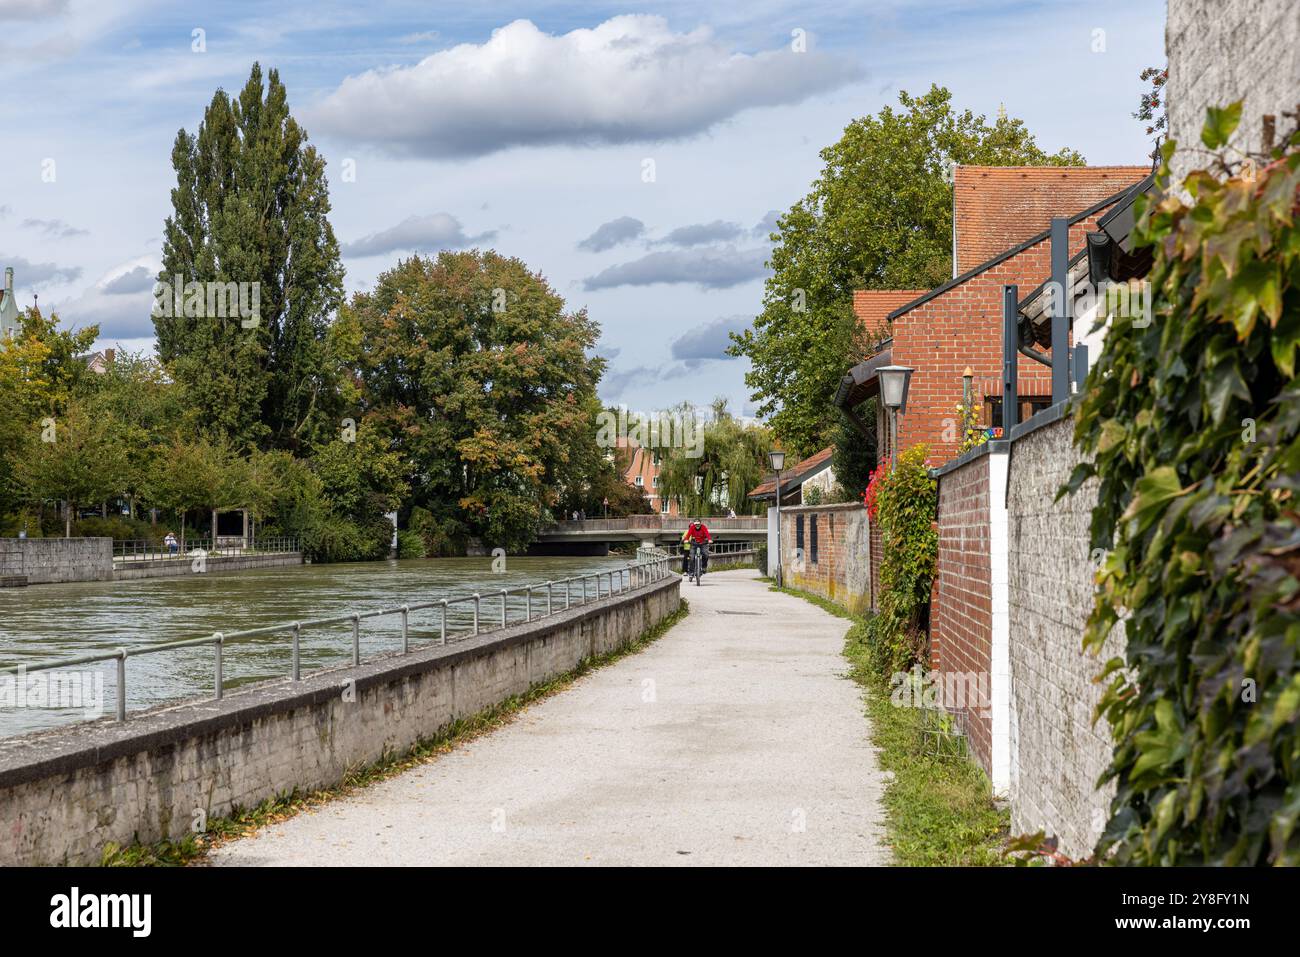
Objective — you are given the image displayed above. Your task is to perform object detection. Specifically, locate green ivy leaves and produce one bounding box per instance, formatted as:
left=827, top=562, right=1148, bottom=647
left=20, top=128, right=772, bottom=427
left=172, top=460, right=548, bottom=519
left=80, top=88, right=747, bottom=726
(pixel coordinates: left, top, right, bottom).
left=865, top=444, right=938, bottom=676
left=1071, top=107, right=1300, bottom=865
left=1201, top=102, right=1243, bottom=150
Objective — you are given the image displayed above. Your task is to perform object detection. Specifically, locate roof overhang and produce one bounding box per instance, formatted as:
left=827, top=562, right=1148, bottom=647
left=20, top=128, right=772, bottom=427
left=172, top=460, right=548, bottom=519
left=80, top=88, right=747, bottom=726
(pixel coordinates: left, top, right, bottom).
left=833, top=346, right=893, bottom=409
left=1087, top=171, right=1160, bottom=285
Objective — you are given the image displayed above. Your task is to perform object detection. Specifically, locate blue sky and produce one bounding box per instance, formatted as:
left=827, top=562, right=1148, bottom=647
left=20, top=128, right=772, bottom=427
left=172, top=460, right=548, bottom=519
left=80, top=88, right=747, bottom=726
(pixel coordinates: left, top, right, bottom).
left=0, top=0, right=1166, bottom=415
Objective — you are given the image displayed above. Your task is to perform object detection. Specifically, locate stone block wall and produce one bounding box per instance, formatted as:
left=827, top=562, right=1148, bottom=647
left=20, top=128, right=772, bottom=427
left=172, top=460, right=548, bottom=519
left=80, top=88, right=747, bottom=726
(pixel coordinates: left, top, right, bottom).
left=0, top=538, right=113, bottom=584
left=1006, top=415, right=1121, bottom=858
left=1166, top=0, right=1300, bottom=185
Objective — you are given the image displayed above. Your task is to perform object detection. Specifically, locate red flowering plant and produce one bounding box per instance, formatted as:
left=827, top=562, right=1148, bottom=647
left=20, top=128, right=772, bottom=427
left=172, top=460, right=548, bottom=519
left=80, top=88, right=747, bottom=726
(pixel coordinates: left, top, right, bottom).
left=861, top=457, right=890, bottom=520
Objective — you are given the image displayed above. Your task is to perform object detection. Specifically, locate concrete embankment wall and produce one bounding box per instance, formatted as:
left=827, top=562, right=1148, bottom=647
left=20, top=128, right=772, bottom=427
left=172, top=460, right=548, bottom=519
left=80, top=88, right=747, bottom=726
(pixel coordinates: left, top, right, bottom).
left=0, top=538, right=301, bottom=585
left=0, top=537, right=113, bottom=584
left=0, top=574, right=680, bottom=866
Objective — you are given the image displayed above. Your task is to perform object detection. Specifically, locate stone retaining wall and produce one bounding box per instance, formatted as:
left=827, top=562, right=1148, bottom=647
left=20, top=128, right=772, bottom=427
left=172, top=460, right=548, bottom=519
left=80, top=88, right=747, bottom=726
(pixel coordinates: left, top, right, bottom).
left=0, top=574, right=680, bottom=865
left=0, top=537, right=113, bottom=585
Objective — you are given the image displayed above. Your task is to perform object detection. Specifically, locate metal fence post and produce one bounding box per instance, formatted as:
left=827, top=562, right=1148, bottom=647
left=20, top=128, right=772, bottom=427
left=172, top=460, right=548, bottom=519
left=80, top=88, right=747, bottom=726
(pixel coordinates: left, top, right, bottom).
left=526, top=587, right=532, bottom=622
left=565, top=578, right=570, bottom=608
left=439, top=599, right=448, bottom=645
left=501, top=589, right=508, bottom=627
left=214, top=633, right=223, bottom=700
left=401, top=605, right=410, bottom=653
left=352, top=614, right=360, bottom=666
left=582, top=576, right=588, bottom=603
left=473, top=594, right=480, bottom=635
left=116, top=648, right=127, bottom=721
left=546, top=581, right=552, bottom=616
left=292, top=622, right=301, bottom=680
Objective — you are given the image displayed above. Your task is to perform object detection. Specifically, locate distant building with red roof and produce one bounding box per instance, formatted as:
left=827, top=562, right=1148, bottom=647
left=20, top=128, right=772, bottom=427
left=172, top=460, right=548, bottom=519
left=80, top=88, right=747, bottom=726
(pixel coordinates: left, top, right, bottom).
left=748, top=446, right=836, bottom=505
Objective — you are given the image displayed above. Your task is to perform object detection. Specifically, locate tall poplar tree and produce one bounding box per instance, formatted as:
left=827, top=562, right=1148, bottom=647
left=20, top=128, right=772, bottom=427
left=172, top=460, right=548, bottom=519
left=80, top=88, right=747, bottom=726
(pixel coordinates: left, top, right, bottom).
left=158, top=63, right=344, bottom=452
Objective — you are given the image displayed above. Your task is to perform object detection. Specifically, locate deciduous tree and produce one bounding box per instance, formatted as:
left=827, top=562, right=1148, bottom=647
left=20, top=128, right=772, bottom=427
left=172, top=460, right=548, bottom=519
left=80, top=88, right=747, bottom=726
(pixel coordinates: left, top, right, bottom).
left=730, top=85, right=1084, bottom=455
left=343, top=251, right=605, bottom=552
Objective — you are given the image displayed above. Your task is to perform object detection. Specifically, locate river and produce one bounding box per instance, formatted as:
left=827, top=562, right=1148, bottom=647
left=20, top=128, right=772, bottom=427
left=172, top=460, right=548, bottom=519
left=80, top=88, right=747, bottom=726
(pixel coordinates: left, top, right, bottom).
left=0, top=554, right=632, bottom=738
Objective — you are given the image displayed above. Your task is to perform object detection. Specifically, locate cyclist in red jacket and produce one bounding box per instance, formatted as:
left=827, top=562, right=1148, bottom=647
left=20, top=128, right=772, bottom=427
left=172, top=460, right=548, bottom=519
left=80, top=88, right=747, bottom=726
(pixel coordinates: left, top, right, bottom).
left=681, top=519, right=712, bottom=576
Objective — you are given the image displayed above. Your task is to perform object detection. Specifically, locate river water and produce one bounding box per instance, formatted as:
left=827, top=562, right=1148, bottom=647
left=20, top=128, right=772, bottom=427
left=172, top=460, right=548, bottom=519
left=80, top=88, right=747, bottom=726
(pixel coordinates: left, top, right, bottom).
left=0, top=554, right=632, bottom=738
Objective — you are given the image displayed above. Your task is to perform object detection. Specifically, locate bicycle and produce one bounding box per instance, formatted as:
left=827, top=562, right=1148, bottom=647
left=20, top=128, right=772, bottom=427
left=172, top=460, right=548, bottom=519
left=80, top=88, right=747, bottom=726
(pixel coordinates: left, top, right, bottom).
left=689, top=542, right=707, bottom=586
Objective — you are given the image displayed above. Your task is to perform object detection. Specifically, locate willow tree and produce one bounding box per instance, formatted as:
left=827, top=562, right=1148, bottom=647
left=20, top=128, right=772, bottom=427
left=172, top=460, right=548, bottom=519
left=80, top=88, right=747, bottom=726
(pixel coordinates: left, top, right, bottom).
left=157, top=63, right=344, bottom=452
left=657, top=400, right=773, bottom=517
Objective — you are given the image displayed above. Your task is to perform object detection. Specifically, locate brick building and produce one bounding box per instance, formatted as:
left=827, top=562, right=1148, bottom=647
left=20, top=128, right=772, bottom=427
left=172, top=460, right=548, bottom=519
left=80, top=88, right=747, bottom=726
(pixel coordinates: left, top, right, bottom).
left=615, top=437, right=677, bottom=515
left=834, top=166, right=1149, bottom=468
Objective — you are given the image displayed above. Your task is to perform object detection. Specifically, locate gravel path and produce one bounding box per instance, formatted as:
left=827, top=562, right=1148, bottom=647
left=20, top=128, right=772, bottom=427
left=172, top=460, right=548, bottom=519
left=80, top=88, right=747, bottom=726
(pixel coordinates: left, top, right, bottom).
left=209, top=569, right=889, bottom=866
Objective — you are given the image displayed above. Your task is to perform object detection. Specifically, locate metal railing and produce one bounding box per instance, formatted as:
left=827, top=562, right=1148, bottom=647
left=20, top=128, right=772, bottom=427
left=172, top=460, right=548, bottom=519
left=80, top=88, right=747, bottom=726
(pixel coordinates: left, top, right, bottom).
left=2, top=553, right=679, bottom=724
left=112, top=536, right=299, bottom=562
left=543, top=515, right=766, bottom=534
left=654, top=541, right=755, bottom=557
left=706, top=541, right=755, bottom=556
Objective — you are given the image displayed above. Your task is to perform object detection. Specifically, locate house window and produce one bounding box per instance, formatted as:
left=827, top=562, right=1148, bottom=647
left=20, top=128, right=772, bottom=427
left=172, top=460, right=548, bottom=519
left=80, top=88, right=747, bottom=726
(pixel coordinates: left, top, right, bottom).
left=810, top=514, right=819, bottom=565
left=985, top=395, right=1053, bottom=432
left=652, top=475, right=659, bottom=487
left=661, top=497, right=671, bottom=514
left=795, top=515, right=805, bottom=554
left=634, top=475, right=644, bottom=487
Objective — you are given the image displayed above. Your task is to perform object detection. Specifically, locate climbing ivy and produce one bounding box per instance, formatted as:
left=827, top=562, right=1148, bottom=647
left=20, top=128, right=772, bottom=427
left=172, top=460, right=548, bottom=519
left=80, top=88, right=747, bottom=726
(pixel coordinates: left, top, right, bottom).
left=865, top=445, right=938, bottom=676
left=1068, top=104, right=1300, bottom=865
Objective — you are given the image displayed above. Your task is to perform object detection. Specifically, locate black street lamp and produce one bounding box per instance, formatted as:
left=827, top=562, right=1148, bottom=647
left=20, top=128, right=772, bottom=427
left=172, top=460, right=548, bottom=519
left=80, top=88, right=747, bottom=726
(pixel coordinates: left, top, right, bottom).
left=769, top=449, right=786, bottom=586
left=877, top=365, right=914, bottom=472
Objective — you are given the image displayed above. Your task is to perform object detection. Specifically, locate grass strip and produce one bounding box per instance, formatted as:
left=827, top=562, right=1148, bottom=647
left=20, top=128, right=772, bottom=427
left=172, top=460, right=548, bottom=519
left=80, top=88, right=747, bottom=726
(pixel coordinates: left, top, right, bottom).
left=770, top=583, right=1008, bottom=866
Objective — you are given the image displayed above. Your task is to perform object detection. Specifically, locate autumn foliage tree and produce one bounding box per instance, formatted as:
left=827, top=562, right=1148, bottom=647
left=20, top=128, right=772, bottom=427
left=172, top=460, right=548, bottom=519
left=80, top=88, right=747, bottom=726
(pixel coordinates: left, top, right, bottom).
left=340, top=250, right=605, bottom=552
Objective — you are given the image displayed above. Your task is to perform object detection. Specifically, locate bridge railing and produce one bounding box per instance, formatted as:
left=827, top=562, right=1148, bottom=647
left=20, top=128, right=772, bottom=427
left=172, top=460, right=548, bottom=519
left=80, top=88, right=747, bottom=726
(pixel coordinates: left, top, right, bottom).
left=1, top=552, right=679, bottom=726
left=112, top=537, right=299, bottom=562
left=542, top=515, right=765, bottom=535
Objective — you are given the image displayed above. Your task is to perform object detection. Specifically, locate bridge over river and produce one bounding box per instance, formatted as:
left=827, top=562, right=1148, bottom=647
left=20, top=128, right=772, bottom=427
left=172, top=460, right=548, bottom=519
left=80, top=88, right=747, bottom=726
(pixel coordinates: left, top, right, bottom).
left=536, top=514, right=767, bottom=549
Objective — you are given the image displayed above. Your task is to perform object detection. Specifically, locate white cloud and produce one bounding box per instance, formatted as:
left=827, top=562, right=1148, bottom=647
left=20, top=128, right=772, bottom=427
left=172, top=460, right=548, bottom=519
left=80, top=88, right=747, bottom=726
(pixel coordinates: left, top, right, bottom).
left=655, top=220, right=745, bottom=247
left=100, top=264, right=153, bottom=294
left=340, top=213, right=495, bottom=258
left=0, top=0, right=68, bottom=20
left=50, top=256, right=158, bottom=339
left=21, top=216, right=87, bottom=238
left=398, top=30, right=440, bottom=45
left=0, top=253, right=81, bottom=287
left=670, top=314, right=751, bottom=364
left=312, top=15, right=863, bottom=158
left=583, top=246, right=769, bottom=291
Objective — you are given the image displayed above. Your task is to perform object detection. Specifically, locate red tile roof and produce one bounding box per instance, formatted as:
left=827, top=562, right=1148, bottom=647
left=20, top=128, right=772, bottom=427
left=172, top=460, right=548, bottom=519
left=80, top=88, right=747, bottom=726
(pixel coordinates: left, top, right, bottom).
left=953, top=165, right=1150, bottom=273
left=747, top=446, right=834, bottom=498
